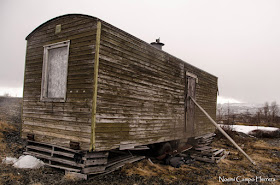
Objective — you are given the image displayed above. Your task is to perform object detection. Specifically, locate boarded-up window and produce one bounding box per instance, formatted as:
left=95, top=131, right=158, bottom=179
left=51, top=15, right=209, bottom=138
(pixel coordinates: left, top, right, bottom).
left=41, top=41, right=70, bottom=101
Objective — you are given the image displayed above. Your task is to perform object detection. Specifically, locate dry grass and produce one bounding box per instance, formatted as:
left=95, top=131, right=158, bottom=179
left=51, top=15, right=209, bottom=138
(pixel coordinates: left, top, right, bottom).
left=123, top=137, right=279, bottom=184
left=0, top=121, right=17, bottom=160
left=251, top=153, right=273, bottom=163
left=252, top=140, right=280, bottom=150
left=30, top=183, right=43, bottom=185
left=122, top=159, right=203, bottom=183
left=123, top=159, right=173, bottom=177
left=0, top=120, right=16, bottom=133
left=249, top=140, right=280, bottom=167
left=213, top=137, right=280, bottom=184
left=0, top=172, right=22, bottom=185
left=62, top=173, right=80, bottom=182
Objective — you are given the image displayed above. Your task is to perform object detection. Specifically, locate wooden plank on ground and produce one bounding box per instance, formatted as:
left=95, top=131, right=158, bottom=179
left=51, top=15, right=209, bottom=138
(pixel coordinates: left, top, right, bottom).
left=104, top=156, right=145, bottom=175
left=45, top=163, right=81, bottom=172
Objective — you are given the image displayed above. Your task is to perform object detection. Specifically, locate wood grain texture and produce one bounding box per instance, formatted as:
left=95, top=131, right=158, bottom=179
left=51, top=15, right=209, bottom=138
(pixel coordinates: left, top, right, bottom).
left=94, top=21, right=217, bottom=151
left=22, top=15, right=97, bottom=150
left=22, top=14, right=218, bottom=152
left=186, top=76, right=196, bottom=135
left=90, top=21, right=101, bottom=151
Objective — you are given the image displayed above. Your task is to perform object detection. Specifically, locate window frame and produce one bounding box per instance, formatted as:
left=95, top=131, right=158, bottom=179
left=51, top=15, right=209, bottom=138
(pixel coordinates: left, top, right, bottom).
left=41, top=40, right=70, bottom=102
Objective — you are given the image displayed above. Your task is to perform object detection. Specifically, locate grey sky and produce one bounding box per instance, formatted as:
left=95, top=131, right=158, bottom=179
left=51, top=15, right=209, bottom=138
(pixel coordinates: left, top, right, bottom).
left=0, top=0, right=279, bottom=104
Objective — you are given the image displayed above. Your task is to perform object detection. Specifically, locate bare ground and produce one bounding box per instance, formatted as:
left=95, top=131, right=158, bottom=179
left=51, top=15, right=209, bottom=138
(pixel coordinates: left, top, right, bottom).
left=0, top=97, right=279, bottom=185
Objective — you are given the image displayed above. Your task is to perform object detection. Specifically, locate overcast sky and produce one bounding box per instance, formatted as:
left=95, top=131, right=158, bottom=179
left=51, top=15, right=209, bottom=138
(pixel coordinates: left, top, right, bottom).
left=1, top=0, right=279, bottom=104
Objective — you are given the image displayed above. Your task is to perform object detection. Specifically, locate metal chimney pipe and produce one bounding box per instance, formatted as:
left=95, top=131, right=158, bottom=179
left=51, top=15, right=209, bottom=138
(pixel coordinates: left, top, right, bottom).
left=150, top=38, right=164, bottom=50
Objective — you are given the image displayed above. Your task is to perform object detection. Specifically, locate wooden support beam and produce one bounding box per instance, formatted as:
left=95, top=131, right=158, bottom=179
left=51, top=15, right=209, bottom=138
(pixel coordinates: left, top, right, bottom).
left=190, top=97, right=256, bottom=165
left=90, top=21, right=102, bottom=151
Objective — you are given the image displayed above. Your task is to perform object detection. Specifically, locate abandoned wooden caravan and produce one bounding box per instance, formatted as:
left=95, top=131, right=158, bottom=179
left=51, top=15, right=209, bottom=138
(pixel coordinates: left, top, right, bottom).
left=22, top=14, right=218, bottom=174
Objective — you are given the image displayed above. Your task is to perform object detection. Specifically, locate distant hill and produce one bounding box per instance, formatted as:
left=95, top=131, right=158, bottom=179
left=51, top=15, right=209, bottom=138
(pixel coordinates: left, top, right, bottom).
left=217, top=103, right=267, bottom=115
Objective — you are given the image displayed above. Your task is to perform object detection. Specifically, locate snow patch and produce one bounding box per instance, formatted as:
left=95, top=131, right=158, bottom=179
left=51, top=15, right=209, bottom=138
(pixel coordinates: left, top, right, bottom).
left=13, top=155, right=44, bottom=169
left=3, top=155, right=44, bottom=169
left=219, top=124, right=279, bottom=135
left=2, top=157, right=17, bottom=164
left=217, top=96, right=243, bottom=104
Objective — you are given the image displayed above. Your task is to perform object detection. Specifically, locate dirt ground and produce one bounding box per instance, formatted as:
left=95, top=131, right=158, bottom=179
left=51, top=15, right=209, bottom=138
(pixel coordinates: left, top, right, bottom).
left=0, top=97, right=279, bottom=185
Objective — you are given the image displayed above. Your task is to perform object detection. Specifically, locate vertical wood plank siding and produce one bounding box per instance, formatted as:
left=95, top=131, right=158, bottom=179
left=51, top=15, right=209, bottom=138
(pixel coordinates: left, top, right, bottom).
left=23, top=14, right=217, bottom=151
left=22, top=15, right=97, bottom=150
left=183, top=65, right=217, bottom=137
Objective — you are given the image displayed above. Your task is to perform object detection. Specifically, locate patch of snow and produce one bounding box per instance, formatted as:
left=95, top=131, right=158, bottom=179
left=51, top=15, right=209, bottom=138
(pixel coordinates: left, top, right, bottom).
left=13, top=155, right=44, bottom=169
left=219, top=124, right=279, bottom=135
left=2, top=157, right=18, bottom=164
left=217, top=96, right=243, bottom=104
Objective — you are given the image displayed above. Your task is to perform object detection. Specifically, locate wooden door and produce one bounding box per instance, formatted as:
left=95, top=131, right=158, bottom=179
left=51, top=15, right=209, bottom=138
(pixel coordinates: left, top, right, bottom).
left=185, top=74, right=196, bottom=135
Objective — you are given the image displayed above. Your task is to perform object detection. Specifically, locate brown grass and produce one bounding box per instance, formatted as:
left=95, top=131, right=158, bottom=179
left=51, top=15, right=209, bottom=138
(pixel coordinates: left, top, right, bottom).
left=0, top=172, right=22, bottom=185
left=251, top=153, right=273, bottom=163
left=0, top=121, right=16, bottom=132
left=62, top=173, right=79, bottom=182
left=122, top=159, right=203, bottom=183
left=0, top=121, right=17, bottom=159
left=123, top=159, right=172, bottom=177
left=30, top=183, right=43, bottom=185
left=122, top=135, right=279, bottom=184
left=213, top=137, right=280, bottom=185
left=251, top=140, right=280, bottom=150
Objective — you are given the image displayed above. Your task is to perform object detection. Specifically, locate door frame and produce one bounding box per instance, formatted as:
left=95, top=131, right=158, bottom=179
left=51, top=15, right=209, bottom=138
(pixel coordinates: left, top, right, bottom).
left=185, top=71, right=198, bottom=134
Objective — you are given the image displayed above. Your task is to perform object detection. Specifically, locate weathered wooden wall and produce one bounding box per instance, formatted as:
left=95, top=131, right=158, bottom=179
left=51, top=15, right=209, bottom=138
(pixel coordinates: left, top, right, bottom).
left=23, top=14, right=217, bottom=152
left=182, top=63, right=217, bottom=137
left=94, top=21, right=217, bottom=151
left=22, top=15, right=97, bottom=150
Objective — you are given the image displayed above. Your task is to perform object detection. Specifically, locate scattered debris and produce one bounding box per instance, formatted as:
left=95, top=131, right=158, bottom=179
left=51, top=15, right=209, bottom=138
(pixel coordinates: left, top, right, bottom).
left=156, top=133, right=227, bottom=167
left=191, top=146, right=229, bottom=163
left=159, top=133, right=227, bottom=166
left=155, top=142, right=193, bottom=160
left=191, top=97, right=256, bottom=165
left=165, top=156, right=185, bottom=168
left=195, top=133, right=216, bottom=148
left=147, top=158, right=154, bottom=165
left=165, top=155, right=195, bottom=168
left=186, top=133, right=229, bottom=164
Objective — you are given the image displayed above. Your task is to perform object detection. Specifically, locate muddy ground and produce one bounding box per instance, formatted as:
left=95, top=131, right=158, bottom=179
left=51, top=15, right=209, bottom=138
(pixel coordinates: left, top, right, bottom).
left=0, top=97, right=279, bottom=185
